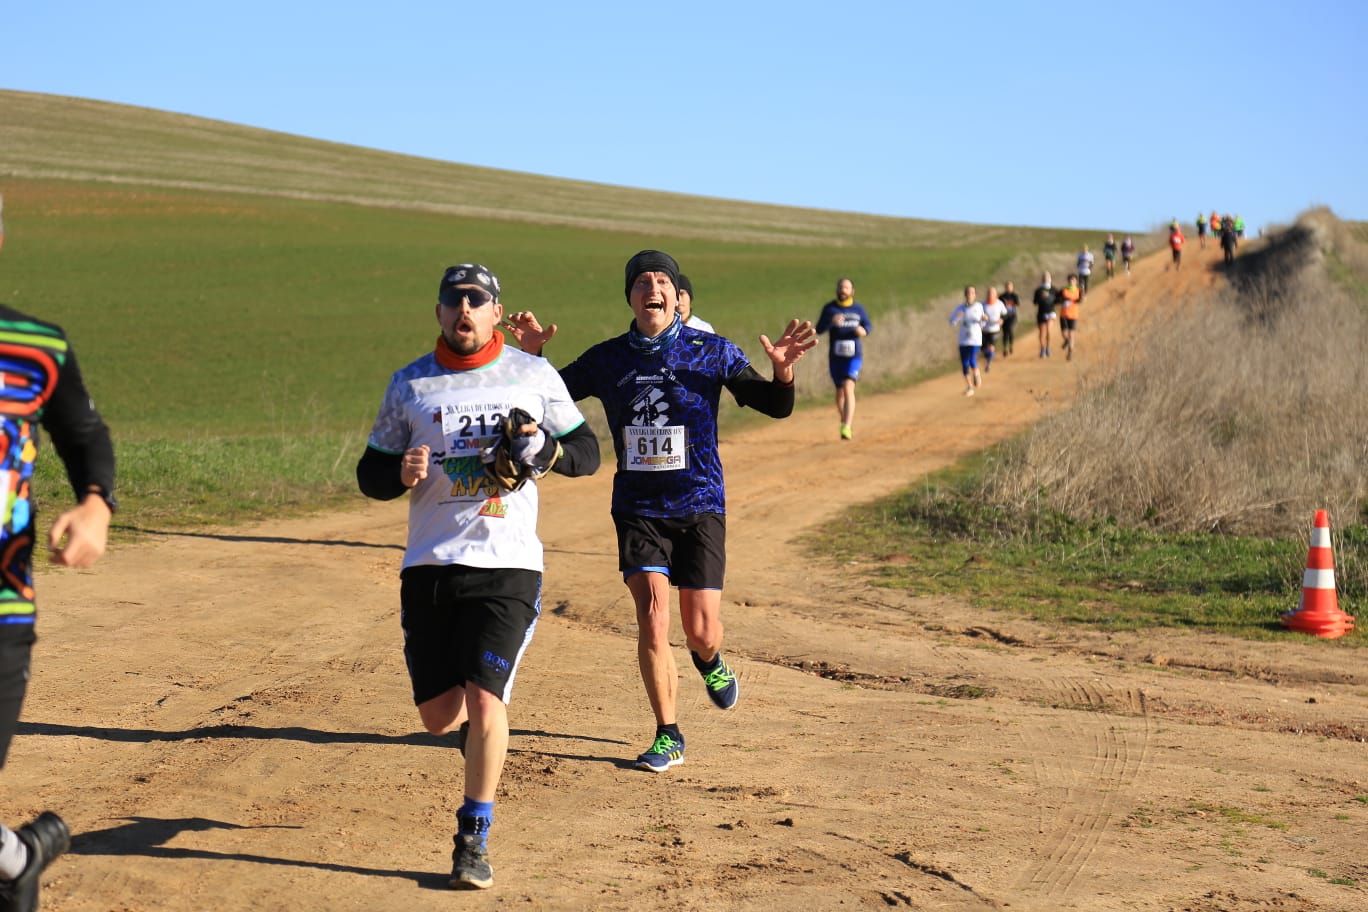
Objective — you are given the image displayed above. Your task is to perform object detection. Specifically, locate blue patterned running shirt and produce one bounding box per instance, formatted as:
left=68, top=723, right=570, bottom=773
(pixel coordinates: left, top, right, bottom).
left=560, top=325, right=751, bottom=518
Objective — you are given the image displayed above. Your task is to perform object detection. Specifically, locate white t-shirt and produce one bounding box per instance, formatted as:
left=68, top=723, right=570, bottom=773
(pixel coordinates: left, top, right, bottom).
left=367, top=346, right=587, bottom=572
left=685, top=314, right=715, bottom=334
left=982, top=300, right=1008, bottom=333
left=950, top=301, right=986, bottom=347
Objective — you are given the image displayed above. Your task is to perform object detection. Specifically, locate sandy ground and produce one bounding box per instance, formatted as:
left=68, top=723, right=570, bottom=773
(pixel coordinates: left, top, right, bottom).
left=10, top=242, right=1367, bottom=911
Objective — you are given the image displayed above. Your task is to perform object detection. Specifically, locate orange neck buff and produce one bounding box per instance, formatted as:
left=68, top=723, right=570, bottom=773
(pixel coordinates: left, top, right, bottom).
left=435, top=331, right=504, bottom=370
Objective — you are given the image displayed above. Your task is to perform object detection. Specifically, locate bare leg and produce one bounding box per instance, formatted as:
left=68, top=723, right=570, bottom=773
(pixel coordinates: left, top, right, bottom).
left=418, top=685, right=467, bottom=735
left=679, top=588, right=723, bottom=661
left=839, top=379, right=857, bottom=428
left=627, top=571, right=677, bottom=726
left=417, top=683, right=507, bottom=803
left=461, top=686, right=508, bottom=802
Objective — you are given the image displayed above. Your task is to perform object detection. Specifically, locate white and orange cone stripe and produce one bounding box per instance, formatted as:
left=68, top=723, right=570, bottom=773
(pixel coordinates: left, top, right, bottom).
left=1297, top=510, right=1336, bottom=612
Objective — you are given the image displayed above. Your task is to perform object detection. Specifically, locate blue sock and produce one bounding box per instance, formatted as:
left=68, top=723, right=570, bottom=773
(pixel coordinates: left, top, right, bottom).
left=457, top=798, right=494, bottom=847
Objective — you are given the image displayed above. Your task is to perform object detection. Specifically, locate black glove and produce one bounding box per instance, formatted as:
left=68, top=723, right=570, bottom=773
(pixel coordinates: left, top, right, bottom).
left=481, top=407, right=561, bottom=492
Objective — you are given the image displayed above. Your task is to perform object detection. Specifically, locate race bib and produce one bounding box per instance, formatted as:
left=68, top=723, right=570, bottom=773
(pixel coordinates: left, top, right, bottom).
left=833, top=339, right=856, bottom=358
left=440, top=403, right=500, bottom=457
left=624, top=425, right=687, bottom=472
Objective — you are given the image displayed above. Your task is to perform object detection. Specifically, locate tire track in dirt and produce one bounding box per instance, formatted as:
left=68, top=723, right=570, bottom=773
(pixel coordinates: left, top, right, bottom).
left=38, top=246, right=1353, bottom=911
left=1011, top=679, right=1152, bottom=904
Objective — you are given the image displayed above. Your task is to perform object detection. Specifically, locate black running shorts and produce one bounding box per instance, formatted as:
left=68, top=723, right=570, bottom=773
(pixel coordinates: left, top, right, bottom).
left=398, top=565, right=541, bottom=706
left=613, top=513, right=726, bottom=590
left=0, top=625, right=36, bottom=768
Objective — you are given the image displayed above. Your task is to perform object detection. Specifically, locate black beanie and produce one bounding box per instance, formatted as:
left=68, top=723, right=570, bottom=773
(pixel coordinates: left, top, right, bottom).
left=623, top=250, right=680, bottom=302
left=677, top=273, right=693, bottom=296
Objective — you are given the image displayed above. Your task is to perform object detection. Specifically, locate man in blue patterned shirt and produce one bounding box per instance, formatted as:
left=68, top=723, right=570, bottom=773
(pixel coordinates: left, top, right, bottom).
left=507, top=250, right=815, bottom=772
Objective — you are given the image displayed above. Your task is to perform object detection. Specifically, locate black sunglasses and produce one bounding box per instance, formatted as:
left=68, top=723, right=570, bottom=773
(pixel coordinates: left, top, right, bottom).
left=440, top=287, right=495, bottom=308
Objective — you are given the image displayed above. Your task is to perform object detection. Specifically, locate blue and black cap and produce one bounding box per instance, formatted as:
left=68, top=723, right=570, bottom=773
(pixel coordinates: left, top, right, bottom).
left=438, top=263, right=501, bottom=305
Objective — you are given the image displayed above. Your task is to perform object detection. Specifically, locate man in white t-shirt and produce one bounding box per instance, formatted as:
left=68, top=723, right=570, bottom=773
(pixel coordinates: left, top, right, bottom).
left=676, top=274, right=715, bottom=333
left=357, top=262, right=600, bottom=891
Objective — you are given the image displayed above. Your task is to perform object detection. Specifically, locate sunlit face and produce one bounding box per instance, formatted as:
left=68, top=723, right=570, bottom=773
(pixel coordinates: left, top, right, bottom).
left=964, top=285, right=976, bottom=302
left=436, top=286, right=503, bottom=355
left=629, top=271, right=678, bottom=337
left=836, top=279, right=853, bottom=302
left=677, top=288, right=693, bottom=322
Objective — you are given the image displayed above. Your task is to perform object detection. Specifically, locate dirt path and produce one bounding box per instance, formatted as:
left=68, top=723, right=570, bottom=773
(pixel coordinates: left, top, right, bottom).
left=15, top=243, right=1367, bottom=911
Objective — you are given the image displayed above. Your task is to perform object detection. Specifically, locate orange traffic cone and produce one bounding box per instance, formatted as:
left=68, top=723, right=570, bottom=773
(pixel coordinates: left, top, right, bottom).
left=1281, top=510, right=1355, bottom=639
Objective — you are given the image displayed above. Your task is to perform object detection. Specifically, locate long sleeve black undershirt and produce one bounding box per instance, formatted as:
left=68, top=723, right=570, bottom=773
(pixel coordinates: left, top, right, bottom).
left=725, top=364, right=795, bottom=418
left=356, top=421, right=600, bottom=501
left=42, top=347, right=117, bottom=503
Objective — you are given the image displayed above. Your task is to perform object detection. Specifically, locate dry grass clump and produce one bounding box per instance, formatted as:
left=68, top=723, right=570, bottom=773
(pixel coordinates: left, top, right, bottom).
left=983, top=209, right=1368, bottom=539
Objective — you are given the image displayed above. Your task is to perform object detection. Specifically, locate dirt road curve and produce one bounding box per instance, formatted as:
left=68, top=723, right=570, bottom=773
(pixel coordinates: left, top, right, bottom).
left=18, top=243, right=1366, bottom=911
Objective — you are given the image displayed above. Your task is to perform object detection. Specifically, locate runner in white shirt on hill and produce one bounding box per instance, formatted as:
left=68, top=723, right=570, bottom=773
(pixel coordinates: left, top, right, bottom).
left=949, top=285, right=987, bottom=396
left=980, top=286, right=1008, bottom=374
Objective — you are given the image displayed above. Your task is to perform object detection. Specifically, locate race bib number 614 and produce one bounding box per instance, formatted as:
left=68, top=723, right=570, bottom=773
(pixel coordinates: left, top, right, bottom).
left=624, top=426, right=687, bottom=472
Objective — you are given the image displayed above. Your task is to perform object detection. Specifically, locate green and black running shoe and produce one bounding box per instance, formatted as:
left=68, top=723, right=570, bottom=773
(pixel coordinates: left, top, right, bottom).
left=635, top=731, right=685, bottom=773
left=700, top=654, right=739, bottom=710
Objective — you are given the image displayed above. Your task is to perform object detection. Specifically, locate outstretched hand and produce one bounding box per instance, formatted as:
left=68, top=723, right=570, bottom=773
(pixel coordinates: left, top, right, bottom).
left=760, top=319, right=818, bottom=383
left=503, top=310, right=557, bottom=356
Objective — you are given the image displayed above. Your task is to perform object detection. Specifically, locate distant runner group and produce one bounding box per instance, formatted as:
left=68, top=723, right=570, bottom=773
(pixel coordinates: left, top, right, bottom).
left=1191, top=211, right=1244, bottom=265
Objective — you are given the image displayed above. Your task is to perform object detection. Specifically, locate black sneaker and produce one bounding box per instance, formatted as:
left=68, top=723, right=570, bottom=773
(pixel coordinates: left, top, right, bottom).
left=457, top=720, right=470, bottom=758
left=449, top=833, right=493, bottom=890
left=0, top=812, right=70, bottom=912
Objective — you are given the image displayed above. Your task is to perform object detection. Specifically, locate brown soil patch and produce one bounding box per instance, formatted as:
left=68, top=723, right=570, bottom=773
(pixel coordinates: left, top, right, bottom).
left=17, top=243, right=1366, bottom=910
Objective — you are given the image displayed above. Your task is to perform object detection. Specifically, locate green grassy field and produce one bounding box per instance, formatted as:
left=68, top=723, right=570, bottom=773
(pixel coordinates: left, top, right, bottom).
left=808, top=443, right=1366, bottom=645
left=4, top=91, right=1359, bottom=644
left=3, top=180, right=1094, bottom=441
left=2, top=176, right=1096, bottom=527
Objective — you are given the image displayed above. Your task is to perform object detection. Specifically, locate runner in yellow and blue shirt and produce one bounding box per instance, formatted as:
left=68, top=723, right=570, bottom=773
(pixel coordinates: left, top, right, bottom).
left=814, top=277, right=872, bottom=440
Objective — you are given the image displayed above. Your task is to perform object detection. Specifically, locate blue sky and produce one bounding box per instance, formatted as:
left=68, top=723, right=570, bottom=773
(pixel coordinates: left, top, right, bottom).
left=5, top=1, right=1365, bottom=235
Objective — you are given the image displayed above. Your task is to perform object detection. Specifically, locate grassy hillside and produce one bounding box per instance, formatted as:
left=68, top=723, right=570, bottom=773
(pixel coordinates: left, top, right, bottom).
left=3, top=88, right=1073, bottom=248
left=0, top=90, right=1123, bottom=529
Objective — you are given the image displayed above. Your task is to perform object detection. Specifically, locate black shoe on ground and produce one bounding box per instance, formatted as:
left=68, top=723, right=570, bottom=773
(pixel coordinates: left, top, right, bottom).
left=450, top=833, right=494, bottom=890
left=0, top=812, right=70, bottom=912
